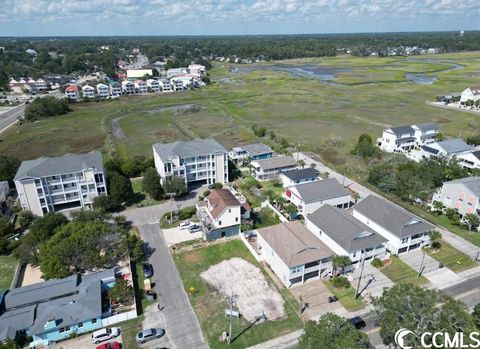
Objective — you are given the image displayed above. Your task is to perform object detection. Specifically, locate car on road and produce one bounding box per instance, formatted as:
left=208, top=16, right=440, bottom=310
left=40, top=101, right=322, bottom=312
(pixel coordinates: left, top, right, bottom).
left=189, top=224, right=201, bottom=233
left=136, top=328, right=166, bottom=344
left=96, top=341, right=121, bottom=349
left=91, top=327, right=120, bottom=344
left=179, top=221, right=191, bottom=229
left=143, top=263, right=154, bottom=278
left=349, top=316, right=366, bottom=329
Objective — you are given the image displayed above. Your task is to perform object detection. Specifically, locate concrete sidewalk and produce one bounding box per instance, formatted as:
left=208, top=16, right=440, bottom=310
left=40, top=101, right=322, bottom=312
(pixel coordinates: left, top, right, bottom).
left=351, top=263, right=395, bottom=298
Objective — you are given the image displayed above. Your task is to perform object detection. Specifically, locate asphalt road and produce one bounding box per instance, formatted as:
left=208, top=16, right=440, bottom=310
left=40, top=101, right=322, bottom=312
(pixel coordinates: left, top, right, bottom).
left=0, top=104, right=24, bottom=134
left=137, top=223, right=208, bottom=349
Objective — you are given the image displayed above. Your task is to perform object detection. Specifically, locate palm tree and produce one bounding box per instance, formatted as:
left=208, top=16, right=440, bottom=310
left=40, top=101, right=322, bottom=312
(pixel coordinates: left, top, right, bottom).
left=352, top=192, right=360, bottom=204
left=432, top=201, right=444, bottom=216
left=331, top=255, right=352, bottom=276
left=297, top=159, right=306, bottom=169
left=428, top=230, right=442, bottom=249
left=310, top=163, right=317, bottom=169
left=464, top=214, right=480, bottom=232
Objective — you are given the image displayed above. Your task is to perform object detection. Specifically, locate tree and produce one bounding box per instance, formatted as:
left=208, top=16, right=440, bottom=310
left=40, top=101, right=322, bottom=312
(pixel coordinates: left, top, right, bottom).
left=331, top=255, right=352, bottom=275
left=17, top=210, right=35, bottom=229
left=473, top=303, right=480, bottom=327
left=351, top=134, right=381, bottom=159
left=428, top=230, right=442, bottom=249
left=464, top=213, right=480, bottom=231
left=0, top=217, right=15, bottom=238
left=108, top=171, right=133, bottom=204
left=93, top=195, right=118, bottom=213
left=24, top=96, right=70, bottom=122
left=372, top=284, right=477, bottom=348
left=109, top=278, right=134, bottom=305
left=297, top=159, right=306, bottom=169
left=432, top=201, right=444, bottom=216
left=164, top=175, right=187, bottom=197
left=310, top=163, right=317, bottom=169
left=298, top=313, right=372, bottom=349
left=142, top=168, right=163, bottom=200
left=0, top=155, right=20, bottom=183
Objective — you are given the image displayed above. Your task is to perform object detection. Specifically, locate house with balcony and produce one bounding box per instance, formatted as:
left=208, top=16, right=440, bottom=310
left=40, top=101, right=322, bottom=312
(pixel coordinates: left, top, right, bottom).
left=172, top=78, right=186, bottom=91
left=256, top=221, right=333, bottom=287
left=134, top=80, right=147, bottom=94
left=146, top=79, right=161, bottom=93
left=65, top=85, right=80, bottom=101
left=121, top=80, right=135, bottom=94
left=432, top=177, right=480, bottom=218
left=82, top=85, right=95, bottom=98
left=377, top=125, right=416, bottom=153
left=33, top=79, right=48, bottom=91
left=280, top=167, right=320, bottom=188
left=0, top=269, right=116, bottom=348
left=188, top=64, right=206, bottom=76
left=306, top=205, right=387, bottom=266
left=96, top=83, right=109, bottom=97
left=353, top=195, right=435, bottom=254
left=457, top=150, right=480, bottom=170
left=14, top=151, right=107, bottom=217
left=159, top=79, right=172, bottom=92
left=284, top=178, right=351, bottom=216
left=412, top=123, right=439, bottom=147
left=228, top=143, right=274, bottom=164
left=250, top=156, right=297, bottom=181
left=460, top=86, right=480, bottom=104
left=420, top=138, right=473, bottom=160
left=196, top=189, right=242, bottom=240
left=110, top=82, right=122, bottom=96
left=153, top=138, right=228, bottom=188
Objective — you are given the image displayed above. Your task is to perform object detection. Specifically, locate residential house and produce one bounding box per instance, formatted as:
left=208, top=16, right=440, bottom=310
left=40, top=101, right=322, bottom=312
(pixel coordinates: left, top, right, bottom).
left=421, top=138, right=473, bottom=159
left=65, top=85, right=80, bottom=101
left=352, top=195, right=435, bottom=254
left=14, top=151, right=107, bottom=217
left=377, top=125, right=416, bottom=153
left=196, top=189, right=241, bottom=240
left=188, top=64, right=206, bottom=76
left=306, top=205, right=387, bottom=266
left=256, top=221, right=333, bottom=287
left=96, top=83, right=109, bottom=97
left=159, top=79, right=172, bottom=92
left=172, top=78, right=186, bottom=91
left=109, top=82, right=122, bottom=96
left=153, top=138, right=228, bottom=188
left=146, top=79, right=161, bottom=93
left=432, top=177, right=480, bottom=217
left=8, top=79, right=27, bottom=94
left=279, top=168, right=319, bottom=188
left=134, top=80, right=147, bottom=94
left=460, top=86, right=480, bottom=104
left=167, top=68, right=188, bottom=78
left=228, top=143, right=274, bottom=164
left=82, top=85, right=95, bottom=98
left=126, top=69, right=152, bottom=80
left=0, top=269, right=116, bottom=347
left=33, top=79, right=47, bottom=91
left=284, top=178, right=352, bottom=216
left=250, top=156, right=297, bottom=181
left=121, top=81, right=135, bottom=94
left=412, top=123, right=439, bottom=147
left=457, top=150, right=480, bottom=170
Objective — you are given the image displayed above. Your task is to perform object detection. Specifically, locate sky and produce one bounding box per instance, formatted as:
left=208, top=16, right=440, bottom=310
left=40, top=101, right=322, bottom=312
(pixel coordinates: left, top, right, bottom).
left=0, top=0, right=479, bottom=36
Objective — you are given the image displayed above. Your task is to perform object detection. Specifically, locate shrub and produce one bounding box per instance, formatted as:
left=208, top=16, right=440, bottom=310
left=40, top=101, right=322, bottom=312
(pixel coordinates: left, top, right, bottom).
left=371, top=258, right=384, bottom=269
left=178, top=206, right=197, bottom=220
left=18, top=210, right=35, bottom=229
left=331, top=275, right=351, bottom=289
left=24, top=97, right=70, bottom=122
left=251, top=124, right=267, bottom=137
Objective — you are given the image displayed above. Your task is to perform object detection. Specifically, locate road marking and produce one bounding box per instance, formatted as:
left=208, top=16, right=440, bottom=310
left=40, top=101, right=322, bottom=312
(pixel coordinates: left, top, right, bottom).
left=454, top=288, right=479, bottom=300
left=366, top=327, right=380, bottom=334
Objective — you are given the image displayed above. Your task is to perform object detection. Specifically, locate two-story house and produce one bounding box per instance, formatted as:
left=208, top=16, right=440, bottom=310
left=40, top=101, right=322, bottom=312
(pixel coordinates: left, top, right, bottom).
left=153, top=138, right=228, bottom=188
left=460, top=86, right=480, bottom=104
left=412, top=123, right=439, bottom=147
left=306, top=205, right=387, bottom=266
left=121, top=80, right=135, bottom=94
left=432, top=177, right=480, bottom=217
left=160, top=79, right=172, bottom=92
left=96, top=83, right=110, bottom=97
left=421, top=138, right=473, bottom=160
left=134, top=80, right=147, bottom=94
left=353, top=195, right=435, bottom=254
left=228, top=143, right=274, bottom=164
left=377, top=125, right=416, bottom=153
left=250, top=156, right=297, bottom=181
left=110, top=82, right=122, bottom=96
left=256, top=221, right=333, bottom=287
left=82, top=85, right=95, bottom=98
left=65, top=85, right=80, bottom=101
left=196, top=189, right=242, bottom=240
left=284, top=178, right=352, bottom=216
left=279, top=168, right=319, bottom=188
left=14, top=151, right=107, bottom=217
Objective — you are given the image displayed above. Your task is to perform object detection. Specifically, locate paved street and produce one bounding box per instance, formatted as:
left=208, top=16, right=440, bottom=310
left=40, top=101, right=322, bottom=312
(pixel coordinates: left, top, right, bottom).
left=137, top=223, right=208, bottom=349
left=352, top=263, right=395, bottom=298
left=0, top=104, right=24, bottom=134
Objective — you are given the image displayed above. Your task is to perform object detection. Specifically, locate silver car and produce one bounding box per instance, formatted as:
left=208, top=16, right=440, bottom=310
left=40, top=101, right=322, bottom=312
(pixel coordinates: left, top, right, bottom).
left=136, top=328, right=165, bottom=344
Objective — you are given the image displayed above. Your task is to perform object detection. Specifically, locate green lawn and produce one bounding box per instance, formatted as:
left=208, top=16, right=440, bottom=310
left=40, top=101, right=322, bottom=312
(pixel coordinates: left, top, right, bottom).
left=324, top=280, right=365, bottom=312
left=261, top=180, right=285, bottom=196
left=254, top=207, right=282, bottom=229
left=129, top=178, right=164, bottom=207
left=425, top=242, right=477, bottom=273
left=174, top=239, right=303, bottom=349
left=380, top=256, right=428, bottom=286
left=0, top=254, right=18, bottom=290
left=120, top=316, right=143, bottom=349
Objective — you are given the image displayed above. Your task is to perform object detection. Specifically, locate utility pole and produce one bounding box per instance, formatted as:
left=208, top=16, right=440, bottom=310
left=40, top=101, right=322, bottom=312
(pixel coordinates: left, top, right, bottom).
left=474, top=251, right=479, bottom=262
left=418, top=251, right=426, bottom=278
left=355, top=253, right=365, bottom=299
left=227, top=290, right=237, bottom=344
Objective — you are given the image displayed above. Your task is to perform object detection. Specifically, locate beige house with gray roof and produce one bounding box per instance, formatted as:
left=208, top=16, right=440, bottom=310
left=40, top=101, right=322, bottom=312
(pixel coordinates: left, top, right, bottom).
left=250, top=156, right=297, bottom=181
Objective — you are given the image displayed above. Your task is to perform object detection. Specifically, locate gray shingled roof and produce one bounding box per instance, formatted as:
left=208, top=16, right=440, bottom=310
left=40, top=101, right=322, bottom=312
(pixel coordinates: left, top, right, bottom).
left=257, top=221, right=333, bottom=268
left=253, top=156, right=297, bottom=171
left=307, top=205, right=386, bottom=253
left=353, top=195, right=435, bottom=238
left=281, top=168, right=319, bottom=181
left=415, top=123, right=439, bottom=132
left=437, top=139, right=473, bottom=154
left=153, top=138, right=227, bottom=162
left=446, top=176, right=480, bottom=197
left=291, top=178, right=351, bottom=203
left=390, top=125, right=414, bottom=135
left=241, top=143, right=273, bottom=157
left=14, top=151, right=104, bottom=181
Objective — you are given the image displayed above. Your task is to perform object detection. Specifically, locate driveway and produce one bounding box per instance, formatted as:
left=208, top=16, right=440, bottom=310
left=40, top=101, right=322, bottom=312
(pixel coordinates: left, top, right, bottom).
left=351, top=263, right=394, bottom=298
left=162, top=226, right=203, bottom=247
left=50, top=333, right=122, bottom=349
left=137, top=223, right=208, bottom=349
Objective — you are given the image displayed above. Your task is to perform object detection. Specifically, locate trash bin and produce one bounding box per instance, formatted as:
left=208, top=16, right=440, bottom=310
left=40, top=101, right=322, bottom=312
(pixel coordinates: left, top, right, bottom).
left=146, top=291, right=156, bottom=301
left=439, top=263, right=444, bottom=269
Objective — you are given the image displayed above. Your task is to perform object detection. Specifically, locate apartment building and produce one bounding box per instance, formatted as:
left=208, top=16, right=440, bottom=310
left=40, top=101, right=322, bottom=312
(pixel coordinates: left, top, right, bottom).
left=432, top=177, right=480, bottom=217
left=65, top=85, right=80, bottom=101
left=82, top=85, right=95, bottom=98
left=14, top=151, right=107, bottom=216
left=121, top=81, right=135, bottom=94
left=96, top=83, right=109, bottom=97
left=153, top=138, right=228, bottom=188
left=146, top=79, right=161, bottom=93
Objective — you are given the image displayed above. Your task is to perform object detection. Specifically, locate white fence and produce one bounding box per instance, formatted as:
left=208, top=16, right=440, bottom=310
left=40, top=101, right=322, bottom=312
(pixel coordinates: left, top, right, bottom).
left=261, top=200, right=289, bottom=223
left=101, top=309, right=137, bottom=327
left=240, top=232, right=263, bottom=262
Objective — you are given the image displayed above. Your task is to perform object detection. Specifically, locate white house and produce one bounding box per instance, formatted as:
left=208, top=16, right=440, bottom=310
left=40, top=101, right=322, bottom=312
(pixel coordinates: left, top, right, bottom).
left=121, top=81, right=135, bottom=94
left=250, top=156, right=297, bottom=181
left=110, top=83, right=122, bottom=96
left=412, top=123, right=439, bottom=147
left=14, top=152, right=107, bottom=217
left=279, top=168, right=319, bottom=188
left=65, top=85, right=80, bottom=101
left=256, top=221, right=333, bottom=287
left=82, top=85, right=95, bottom=98
left=457, top=150, right=480, bottom=170
left=33, top=79, right=48, bottom=91
left=188, top=64, right=206, bottom=76
left=460, top=86, right=480, bottom=104
left=432, top=177, right=480, bottom=217
left=378, top=123, right=439, bottom=154
left=134, top=80, right=147, bottom=94
left=153, top=138, right=228, bottom=188
left=352, top=195, right=435, bottom=254
left=96, top=83, right=109, bottom=98
left=196, top=189, right=241, bottom=240
left=167, top=68, right=188, bottom=78
left=160, top=79, right=172, bottom=92
left=228, top=143, right=274, bottom=164
left=305, top=205, right=387, bottom=266
left=126, top=69, right=153, bottom=80
left=172, top=78, right=187, bottom=91
left=421, top=138, right=473, bottom=159
left=146, top=79, right=161, bottom=93
left=284, top=178, right=352, bottom=216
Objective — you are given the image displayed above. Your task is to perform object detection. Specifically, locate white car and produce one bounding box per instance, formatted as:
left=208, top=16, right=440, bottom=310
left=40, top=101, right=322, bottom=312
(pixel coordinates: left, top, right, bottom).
left=91, top=327, right=120, bottom=344
left=179, top=221, right=191, bottom=229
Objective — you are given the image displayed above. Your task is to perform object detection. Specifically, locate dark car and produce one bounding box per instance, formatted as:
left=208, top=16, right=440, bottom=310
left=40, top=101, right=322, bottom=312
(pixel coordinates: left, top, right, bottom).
left=328, top=296, right=338, bottom=303
left=350, top=316, right=366, bottom=329
left=136, top=328, right=165, bottom=344
left=142, top=263, right=153, bottom=278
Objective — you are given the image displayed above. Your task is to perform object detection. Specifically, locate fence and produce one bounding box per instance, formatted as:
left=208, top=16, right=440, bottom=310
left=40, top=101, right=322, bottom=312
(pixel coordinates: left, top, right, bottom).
left=240, top=232, right=263, bottom=262
left=261, top=200, right=289, bottom=223
left=101, top=309, right=138, bottom=327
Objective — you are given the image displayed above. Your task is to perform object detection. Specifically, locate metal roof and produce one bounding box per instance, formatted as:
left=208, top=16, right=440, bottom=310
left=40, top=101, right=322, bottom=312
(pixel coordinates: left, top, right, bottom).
left=241, top=143, right=273, bottom=157
left=436, top=139, right=473, bottom=154
left=290, top=178, right=351, bottom=203
left=280, top=168, right=319, bottom=181
left=446, top=176, right=480, bottom=198
left=253, top=156, right=297, bottom=171
left=153, top=139, right=227, bottom=162
left=390, top=125, right=414, bottom=135
left=414, top=123, right=439, bottom=132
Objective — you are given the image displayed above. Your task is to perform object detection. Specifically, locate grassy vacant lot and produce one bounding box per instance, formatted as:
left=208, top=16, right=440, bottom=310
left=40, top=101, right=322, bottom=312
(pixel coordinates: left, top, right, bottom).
left=120, top=316, right=143, bottom=349
left=174, top=239, right=302, bottom=349
left=0, top=254, right=18, bottom=290
left=381, top=256, right=428, bottom=286
left=129, top=177, right=164, bottom=207
left=425, top=242, right=477, bottom=273
left=324, top=280, right=365, bottom=312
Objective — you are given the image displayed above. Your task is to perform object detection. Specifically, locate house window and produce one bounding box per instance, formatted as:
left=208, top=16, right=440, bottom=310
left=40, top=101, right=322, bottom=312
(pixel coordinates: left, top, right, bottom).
left=78, top=322, right=83, bottom=328
left=92, top=318, right=97, bottom=324
left=65, top=326, right=70, bottom=332
left=59, top=328, right=65, bottom=333
left=401, top=238, right=409, bottom=244
left=235, top=217, right=238, bottom=222
left=218, top=221, right=222, bottom=226
left=228, top=208, right=231, bottom=213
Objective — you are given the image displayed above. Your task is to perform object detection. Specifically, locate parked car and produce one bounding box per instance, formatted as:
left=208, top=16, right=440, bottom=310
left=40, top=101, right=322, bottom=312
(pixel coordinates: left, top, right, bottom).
left=91, top=327, right=120, bottom=344
left=136, top=328, right=166, bottom=344
left=349, top=316, right=366, bottom=329
left=143, top=263, right=154, bottom=278
left=96, top=341, right=121, bottom=349
left=179, top=221, right=191, bottom=229
left=189, top=224, right=201, bottom=233
left=327, top=296, right=338, bottom=303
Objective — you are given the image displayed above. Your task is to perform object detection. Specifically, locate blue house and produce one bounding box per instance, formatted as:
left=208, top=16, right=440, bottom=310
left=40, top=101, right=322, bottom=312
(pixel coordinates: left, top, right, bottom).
left=0, top=269, right=116, bottom=347
left=228, top=143, right=274, bottom=164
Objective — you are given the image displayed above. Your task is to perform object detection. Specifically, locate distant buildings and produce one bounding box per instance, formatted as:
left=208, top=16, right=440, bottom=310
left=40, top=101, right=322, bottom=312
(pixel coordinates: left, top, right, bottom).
left=96, top=83, right=109, bottom=97
left=65, top=84, right=80, bottom=101
left=126, top=69, right=153, bottom=80
left=82, top=85, right=95, bottom=98
left=433, top=177, right=480, bottom=218
left=377, top=123, right=439, bottom=154
left=14, top=151, right=107, bottom=216
left=228, top=143, right=274, bottom=164
left=460, top=86, right=480, bottom=104
left=250, top=156, right=297, bottom=181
